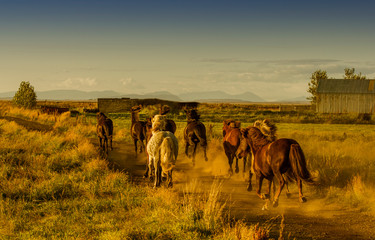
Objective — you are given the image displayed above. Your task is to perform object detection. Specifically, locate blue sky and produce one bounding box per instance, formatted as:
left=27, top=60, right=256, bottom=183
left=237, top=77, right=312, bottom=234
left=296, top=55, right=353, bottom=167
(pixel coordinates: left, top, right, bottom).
left=1, top=0, right=375, bottom=101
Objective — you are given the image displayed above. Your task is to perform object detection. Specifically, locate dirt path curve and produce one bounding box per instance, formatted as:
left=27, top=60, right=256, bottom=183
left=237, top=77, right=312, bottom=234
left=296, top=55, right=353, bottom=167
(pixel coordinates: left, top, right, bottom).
left=108, top=139, right=375, bottom=240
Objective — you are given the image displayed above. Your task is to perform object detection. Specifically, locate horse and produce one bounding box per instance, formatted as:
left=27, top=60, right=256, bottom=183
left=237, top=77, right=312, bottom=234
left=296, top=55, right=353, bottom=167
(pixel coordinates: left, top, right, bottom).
left=143, top=113, right=176, bottom=179
left=223, top=119, right=246, bottom=175
left=237, top=119, right=292, bottom=197
left=146, top=116, right=178, bottom=188
left=183, top=108, right=208, bottom=165
left=96, top=112, right=113, bottom=154
left=160, top=105, right=177, bottom=134
left=240, top=126, right=314, bottom=207
left=130, top=105, right=147, bottom=155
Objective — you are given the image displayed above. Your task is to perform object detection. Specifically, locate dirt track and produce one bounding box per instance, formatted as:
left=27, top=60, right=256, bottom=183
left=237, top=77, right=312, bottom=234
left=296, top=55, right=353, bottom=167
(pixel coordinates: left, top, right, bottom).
left=109, top=140, right=375, bottom=240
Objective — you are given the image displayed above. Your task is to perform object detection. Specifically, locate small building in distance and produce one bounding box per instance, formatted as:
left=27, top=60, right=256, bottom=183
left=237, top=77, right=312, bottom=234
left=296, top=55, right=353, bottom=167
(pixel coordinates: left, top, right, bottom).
left=98, top=98, right=199, bottom=113
left=316, top=79, right=375, bottom=114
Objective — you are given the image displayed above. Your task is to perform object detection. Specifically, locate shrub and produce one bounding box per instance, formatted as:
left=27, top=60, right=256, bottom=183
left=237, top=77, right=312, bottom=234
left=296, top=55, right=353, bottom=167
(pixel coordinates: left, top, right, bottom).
left=12, top=81, right=37, bottom=109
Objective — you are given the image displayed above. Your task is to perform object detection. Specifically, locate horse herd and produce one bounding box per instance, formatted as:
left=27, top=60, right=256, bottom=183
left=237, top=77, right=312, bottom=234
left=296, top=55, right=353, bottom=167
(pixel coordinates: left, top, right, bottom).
left=96, top=106, right=314, bottom=208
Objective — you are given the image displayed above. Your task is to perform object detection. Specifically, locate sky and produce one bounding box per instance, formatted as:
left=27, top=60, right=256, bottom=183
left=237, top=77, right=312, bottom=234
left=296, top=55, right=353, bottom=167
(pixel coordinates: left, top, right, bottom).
left=1, top=0, right=375, bottom=101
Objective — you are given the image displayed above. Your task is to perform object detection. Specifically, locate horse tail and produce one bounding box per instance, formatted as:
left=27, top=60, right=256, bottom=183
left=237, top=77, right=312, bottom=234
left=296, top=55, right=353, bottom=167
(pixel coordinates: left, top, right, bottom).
left=160, top=137, right=176, bottom=171
left=289, top=144, right=314, bottom=184
left=193, top=123, right=207, bottom=146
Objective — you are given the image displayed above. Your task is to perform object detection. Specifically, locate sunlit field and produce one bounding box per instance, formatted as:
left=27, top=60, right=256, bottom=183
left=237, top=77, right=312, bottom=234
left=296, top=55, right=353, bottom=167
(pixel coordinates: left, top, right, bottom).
left=1, top=100, right=375, bottom=239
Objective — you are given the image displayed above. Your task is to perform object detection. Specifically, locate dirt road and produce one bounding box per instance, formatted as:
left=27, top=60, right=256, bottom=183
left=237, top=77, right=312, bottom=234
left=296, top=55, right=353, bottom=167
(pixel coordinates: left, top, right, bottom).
left=108, top=140, right=375, bottom=240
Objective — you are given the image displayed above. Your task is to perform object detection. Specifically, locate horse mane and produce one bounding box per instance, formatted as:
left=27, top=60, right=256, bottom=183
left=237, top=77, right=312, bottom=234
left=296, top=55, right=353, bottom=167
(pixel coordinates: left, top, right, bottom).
left=247, top=127, right=272, bottom=152
left=253, top=119, right=277, bottom=142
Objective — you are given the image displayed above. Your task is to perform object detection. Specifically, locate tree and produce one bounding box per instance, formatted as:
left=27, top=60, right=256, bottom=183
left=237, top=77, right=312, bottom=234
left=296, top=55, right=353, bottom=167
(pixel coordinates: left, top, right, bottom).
left=344, top=67, right=366, bottom=80
left=307, top=69, right=328, bottom=105
left=13, top=81, right=37, bottom=109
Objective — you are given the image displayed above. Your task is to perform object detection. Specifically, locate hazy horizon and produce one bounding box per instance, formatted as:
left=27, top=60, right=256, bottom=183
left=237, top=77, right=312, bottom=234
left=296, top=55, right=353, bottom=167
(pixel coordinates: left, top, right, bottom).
left=1, top=0, right=375, bottom=101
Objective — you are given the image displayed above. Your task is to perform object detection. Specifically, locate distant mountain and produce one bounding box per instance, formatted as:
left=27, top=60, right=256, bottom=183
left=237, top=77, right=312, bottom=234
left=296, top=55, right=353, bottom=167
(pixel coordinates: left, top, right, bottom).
left=179, top=91, right=265, bottom=102
left=36, top=90, right=123, bottom=100
left=0, top=91, right=14, bottom=99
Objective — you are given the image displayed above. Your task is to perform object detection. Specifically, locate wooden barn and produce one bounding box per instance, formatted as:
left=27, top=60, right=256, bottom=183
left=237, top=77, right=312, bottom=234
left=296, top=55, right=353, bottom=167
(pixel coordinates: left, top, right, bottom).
left=316, top=79, right=375, bottom=114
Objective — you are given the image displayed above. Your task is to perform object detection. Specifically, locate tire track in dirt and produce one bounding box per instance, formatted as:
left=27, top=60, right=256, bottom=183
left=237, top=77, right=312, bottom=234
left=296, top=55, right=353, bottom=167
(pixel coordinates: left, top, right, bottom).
left=105, top=139, right=375, bottom=239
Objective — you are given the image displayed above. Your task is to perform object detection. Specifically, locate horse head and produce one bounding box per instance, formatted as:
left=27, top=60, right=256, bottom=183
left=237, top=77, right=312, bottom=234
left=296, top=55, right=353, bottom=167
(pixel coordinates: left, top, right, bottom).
left=131, top=105, right=142, bottom=113
left=184, top=108, right=200, bottom=121
left=160, top=105, right=171, bottom=115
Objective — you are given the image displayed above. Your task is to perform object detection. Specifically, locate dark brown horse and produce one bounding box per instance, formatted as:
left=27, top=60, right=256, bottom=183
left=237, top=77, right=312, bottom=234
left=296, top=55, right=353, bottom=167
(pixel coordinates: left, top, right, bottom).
left=184, top=109, right=208, bottom=165
left=96, top=112, right=113, bottom=154
left=223, top=119, right=246, bottom=175
left=240, top=126, right=313, bottom=207
left=160, top=105, right=176, bottom=134
left=131, top=105, right=147, bottom=155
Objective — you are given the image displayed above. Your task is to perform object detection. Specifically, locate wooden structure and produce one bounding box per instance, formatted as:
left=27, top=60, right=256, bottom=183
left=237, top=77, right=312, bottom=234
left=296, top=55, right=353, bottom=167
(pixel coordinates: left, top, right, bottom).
left=316, top=79, right=375, bottom=114
left=98, top=98, right=199, bottom=113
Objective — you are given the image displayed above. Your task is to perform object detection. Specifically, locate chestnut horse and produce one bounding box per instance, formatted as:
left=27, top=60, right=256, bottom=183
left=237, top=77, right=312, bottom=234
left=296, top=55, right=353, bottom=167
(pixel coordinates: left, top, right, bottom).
left=223, top=119, right=246, bottom=175
left=184, top=109, right=208, bottom=165
left=96, top=112, right=113, bottom=154
left=240, top=126, right=313, bottom=207
left=130, top=105, right=147, bottom=155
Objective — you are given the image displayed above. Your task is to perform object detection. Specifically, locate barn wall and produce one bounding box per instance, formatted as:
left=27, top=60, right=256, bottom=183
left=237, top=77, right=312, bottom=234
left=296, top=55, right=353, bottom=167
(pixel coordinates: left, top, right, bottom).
left=317, top=93, right=375, bottom=113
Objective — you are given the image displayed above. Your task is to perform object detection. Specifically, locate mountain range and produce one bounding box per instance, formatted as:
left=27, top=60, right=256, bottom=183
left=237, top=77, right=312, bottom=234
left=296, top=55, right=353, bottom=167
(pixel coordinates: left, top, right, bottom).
left=0, top=89, right=308, bottom=103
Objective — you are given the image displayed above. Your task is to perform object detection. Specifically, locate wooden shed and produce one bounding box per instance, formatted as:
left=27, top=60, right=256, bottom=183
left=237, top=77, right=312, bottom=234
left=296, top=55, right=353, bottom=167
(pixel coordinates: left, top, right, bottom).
left=316, top=79, right=375, bottom=114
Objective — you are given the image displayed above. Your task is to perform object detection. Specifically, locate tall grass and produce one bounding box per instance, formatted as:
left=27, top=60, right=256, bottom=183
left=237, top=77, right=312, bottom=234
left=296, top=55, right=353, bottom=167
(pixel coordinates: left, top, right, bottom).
left=0, top=106, right=272, bottom=239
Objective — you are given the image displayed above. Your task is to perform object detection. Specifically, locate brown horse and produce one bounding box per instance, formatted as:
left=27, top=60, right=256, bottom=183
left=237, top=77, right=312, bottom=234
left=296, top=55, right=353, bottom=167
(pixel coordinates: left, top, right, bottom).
left=184, top=109, right=208, bottom=165
left=159, top=105, right=176, bottom=134
left=223, top=119, right=246, bottom=175
left=96, top=112, right=113, bottom=154
left=131, top=105, right=147, bottom=155
left=240, top=126, right=313, bottom=207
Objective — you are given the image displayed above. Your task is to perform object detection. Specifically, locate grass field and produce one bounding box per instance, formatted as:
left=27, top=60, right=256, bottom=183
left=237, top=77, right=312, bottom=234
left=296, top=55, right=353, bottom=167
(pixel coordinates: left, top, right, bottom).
left=1, top=100, right=375, bottom=239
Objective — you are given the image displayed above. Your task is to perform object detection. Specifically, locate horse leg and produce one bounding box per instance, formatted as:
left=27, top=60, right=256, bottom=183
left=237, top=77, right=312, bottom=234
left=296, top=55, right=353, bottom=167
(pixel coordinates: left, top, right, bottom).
left=154, top=157, right=161, bottom=188
left=225, top=149, right=234, bottom=175
left=133, top=139, right=138, bottom=156
left=256, top=175, right=269, bottom=200
left=272, top=172, right=285, bottom=208
left=144, top=154, right=150, bottom=178
left=202, top=144, right=208, bottom=162
left=234, top=155, right=239, bottom=173
left=297, top=178, right=307, bottom=203
left=139, top=139, right=145, bottom=153
left=185, top=142, right=190, bottom=158
left=167, top=170, right=173, bottom=188
left=247, top=167, right=253, bottom=191
left=242, top=155, right=247, bottom=177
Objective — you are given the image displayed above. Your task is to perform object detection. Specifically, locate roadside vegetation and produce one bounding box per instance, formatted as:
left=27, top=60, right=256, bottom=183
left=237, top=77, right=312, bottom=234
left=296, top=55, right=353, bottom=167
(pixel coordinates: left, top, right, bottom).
left=1, top=100, right=375, bottom=239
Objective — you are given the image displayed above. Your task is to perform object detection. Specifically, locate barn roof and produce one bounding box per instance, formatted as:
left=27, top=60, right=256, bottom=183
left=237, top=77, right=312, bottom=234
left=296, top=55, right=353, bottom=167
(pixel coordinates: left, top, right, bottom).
left=317, top=79, right=375, bottom=94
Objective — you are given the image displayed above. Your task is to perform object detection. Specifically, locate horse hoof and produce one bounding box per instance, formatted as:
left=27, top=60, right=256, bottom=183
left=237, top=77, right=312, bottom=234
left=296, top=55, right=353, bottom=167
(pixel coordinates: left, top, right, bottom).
left=272, top=201, right=279, bottom=208
left=168, top=182, right=173, bottom=188
left=228, top=169, right=233, bottom=176
left=286, top=193, right=292, bottom=198
left=261, top=193, right=270, bottom=200
left=247, top=185, right=252, bottom=192
left=205, top=157, right=208, bottom=162
left=235, top=168, right=239, bottom=174
left=299, top=197, right=307, bottom=203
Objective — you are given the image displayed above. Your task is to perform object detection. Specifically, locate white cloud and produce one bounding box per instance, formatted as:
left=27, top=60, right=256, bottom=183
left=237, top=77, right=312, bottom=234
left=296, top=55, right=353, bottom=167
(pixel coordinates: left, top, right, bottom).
left=59, top=78, right=97, bottom=89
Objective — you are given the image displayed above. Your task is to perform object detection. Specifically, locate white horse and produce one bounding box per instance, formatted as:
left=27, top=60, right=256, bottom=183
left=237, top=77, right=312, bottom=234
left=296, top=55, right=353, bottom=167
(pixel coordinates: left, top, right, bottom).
left=146, top=115, right=178, bottom=188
